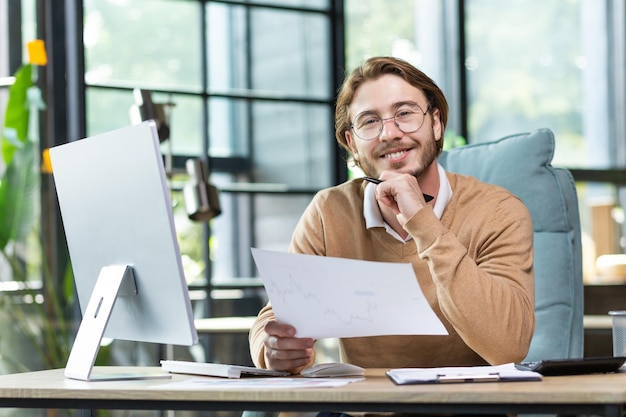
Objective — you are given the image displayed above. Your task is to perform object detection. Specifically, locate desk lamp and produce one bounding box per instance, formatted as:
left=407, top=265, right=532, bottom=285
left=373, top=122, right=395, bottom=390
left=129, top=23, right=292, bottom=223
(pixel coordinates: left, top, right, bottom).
left=130, top=88, right=175, bottom=175
left=183, top=157, right=221, bottom=222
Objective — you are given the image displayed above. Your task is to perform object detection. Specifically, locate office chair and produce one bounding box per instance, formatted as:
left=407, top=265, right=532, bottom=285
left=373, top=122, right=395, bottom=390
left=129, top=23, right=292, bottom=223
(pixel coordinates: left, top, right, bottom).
left=439, top=128, right=584, bottom=361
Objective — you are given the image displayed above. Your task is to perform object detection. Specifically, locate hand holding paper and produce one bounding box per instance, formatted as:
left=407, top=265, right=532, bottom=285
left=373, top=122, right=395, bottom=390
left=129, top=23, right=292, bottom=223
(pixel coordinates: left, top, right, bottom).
left=251, top=248, right=448, bottom=339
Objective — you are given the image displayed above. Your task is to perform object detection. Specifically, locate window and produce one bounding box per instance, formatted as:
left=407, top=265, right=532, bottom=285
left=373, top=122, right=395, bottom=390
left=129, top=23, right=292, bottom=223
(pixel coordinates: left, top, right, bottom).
left=78, top=1, right=343, bottom=368
left=465, top=0, right=626, bottom=283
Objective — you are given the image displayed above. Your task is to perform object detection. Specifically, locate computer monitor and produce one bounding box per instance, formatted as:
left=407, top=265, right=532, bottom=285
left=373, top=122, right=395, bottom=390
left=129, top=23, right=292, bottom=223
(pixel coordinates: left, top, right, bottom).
left=50, top=121, right=198, bottom=381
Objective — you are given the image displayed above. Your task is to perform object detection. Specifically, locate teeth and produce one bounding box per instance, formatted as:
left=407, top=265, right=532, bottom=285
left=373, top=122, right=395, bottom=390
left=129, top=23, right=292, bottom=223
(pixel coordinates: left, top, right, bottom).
left=384, top=150, right=406, bottom=159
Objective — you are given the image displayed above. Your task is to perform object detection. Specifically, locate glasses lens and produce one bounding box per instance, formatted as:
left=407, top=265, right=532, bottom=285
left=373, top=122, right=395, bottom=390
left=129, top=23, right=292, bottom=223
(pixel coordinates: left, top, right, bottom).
left=352, top=104, right=427, bottom=140
left=394, top=105, right=425, bottom=134
left=353, top=113, right=382, bottom=140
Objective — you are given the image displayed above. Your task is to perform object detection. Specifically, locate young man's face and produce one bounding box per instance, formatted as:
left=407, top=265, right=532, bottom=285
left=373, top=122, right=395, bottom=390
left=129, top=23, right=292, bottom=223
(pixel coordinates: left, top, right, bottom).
left=345, top=74, right=442, bottom=179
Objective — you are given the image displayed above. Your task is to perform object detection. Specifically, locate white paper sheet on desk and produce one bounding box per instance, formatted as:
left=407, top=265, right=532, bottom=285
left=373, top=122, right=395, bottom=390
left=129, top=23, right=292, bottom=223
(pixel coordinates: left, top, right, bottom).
left=251, top=248, right=448, bottom=338
left=153, top=377, right=364, bottom=389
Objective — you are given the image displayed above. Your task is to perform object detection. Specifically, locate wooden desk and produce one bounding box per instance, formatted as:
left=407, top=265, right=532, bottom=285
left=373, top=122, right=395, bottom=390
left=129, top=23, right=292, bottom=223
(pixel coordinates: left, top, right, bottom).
left=0, top=367, right=624, bottom=416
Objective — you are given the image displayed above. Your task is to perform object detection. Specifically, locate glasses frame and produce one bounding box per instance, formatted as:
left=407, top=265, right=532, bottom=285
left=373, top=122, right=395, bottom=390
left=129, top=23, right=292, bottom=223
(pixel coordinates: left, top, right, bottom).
left=350, top=104, right=431, bottom=141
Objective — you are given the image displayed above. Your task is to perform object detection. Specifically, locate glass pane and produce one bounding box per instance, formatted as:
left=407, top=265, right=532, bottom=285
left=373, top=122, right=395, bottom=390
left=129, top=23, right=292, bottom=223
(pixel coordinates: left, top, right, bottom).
left=250, top=9, right=330, bottom=98
left=252, top=102, right=332, bottom=188
left=207, top=4, right=248, bottom=91
left=345, top=0, right=424, bottom=70
left=253, top=194, right=314, bottom=252
left=171, top=187, right=206, bottom=286
left=209, top=98, right=250, bottom=157
left=247, top=0, right=329, bottom=9
left=210, top=189, right=315, bottom=280
left=465, top=0, right=609, bottom=169
left=159, top=93, right=203, bottom=156
left=209, top=4, right=332, bottom=98
left=86, top=88, right=136, bottom=137
left=84, top=0, right=202, bottom=90
left=209, top=175, right=240, bottom=280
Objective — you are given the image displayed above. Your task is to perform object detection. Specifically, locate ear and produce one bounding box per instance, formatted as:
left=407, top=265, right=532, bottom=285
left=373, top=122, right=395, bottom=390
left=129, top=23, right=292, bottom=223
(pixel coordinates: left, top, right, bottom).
left=345, top=130, right=358, bottom=156
left=431, top=108, right=443, bottom=141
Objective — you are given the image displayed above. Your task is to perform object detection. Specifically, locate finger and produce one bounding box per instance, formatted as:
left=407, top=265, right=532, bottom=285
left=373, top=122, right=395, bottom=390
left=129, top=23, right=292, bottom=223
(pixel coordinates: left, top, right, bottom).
left=266, top=345, right=314, bottom=362
left=376, top=176, right=425, bottom=219
left=374, top=185, right=400, bottom=213
left=396, top=212, right=408, bottom=225
left=265, top=333, right=315, bottom=351
left=265, top=346, right=314, bottom=372
left=264, top=320, right=297, bottom=337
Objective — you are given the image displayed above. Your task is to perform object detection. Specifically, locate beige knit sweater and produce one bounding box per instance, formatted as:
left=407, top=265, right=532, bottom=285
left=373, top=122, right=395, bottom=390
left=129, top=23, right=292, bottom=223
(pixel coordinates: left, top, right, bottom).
left=249, top=172, right=535, bottom=369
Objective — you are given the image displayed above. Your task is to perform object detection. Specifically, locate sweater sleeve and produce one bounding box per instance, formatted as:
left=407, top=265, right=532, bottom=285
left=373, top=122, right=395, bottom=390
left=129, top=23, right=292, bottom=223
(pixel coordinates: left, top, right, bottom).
left=405, top=196, right=535, bottom=365
left=248, top=303, right=275, bottom=368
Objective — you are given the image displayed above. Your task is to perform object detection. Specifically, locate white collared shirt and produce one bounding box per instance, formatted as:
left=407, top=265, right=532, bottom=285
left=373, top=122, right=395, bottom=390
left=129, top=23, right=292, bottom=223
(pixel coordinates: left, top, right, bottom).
left=363, top=163, right=452, bottom=242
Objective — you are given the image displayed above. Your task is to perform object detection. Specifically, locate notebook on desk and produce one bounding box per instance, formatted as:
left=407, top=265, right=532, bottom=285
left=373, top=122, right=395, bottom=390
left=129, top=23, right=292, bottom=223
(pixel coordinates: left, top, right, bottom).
left=160, top=360, right=290, bottom=379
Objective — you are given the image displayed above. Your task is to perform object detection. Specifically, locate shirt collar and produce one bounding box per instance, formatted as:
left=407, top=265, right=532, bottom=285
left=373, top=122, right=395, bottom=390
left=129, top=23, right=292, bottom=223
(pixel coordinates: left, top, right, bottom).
left=364, top=163, right=452, bottom=241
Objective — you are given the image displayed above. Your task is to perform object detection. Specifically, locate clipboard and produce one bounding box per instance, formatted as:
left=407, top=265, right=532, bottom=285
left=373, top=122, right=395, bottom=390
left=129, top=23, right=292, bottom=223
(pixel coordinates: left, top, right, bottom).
left=386, top=363, right=542, bottom=385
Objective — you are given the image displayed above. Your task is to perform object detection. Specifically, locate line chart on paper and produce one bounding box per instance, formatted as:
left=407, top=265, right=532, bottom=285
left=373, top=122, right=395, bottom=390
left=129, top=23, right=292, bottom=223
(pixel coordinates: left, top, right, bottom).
left=250, top=248, right=448, bottom=339
left=264, top=272, right=379, bottom=326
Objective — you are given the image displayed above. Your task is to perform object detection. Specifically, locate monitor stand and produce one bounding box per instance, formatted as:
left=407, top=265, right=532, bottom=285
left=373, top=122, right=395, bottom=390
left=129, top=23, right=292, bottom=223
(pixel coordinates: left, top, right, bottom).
left=64, top=265, right=171, bottom=381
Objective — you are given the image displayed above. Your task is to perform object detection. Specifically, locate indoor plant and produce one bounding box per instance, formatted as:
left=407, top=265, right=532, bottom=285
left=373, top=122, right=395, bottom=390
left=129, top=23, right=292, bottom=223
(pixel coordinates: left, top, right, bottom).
left=0, top=58, right=73, bottom=372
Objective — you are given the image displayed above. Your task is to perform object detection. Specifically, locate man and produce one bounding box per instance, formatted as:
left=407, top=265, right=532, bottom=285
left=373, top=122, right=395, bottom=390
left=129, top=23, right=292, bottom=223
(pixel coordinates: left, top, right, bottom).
left=249, top=56, right=535, bottom=374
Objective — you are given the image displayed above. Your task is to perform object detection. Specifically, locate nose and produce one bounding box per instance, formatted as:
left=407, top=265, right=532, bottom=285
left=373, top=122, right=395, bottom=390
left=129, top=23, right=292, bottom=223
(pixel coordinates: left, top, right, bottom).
left=379, top=116, right=402, bottom=142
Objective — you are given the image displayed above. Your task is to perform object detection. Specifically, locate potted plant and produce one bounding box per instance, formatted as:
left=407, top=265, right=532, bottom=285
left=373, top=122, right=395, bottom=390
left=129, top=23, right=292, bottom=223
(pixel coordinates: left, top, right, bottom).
left=0, top=55, right=73, bottom=372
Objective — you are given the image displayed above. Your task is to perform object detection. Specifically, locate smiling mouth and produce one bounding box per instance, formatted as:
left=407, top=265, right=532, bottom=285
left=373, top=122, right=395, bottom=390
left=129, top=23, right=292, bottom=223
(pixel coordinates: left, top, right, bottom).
left=381, top=149, right=410, bottom=159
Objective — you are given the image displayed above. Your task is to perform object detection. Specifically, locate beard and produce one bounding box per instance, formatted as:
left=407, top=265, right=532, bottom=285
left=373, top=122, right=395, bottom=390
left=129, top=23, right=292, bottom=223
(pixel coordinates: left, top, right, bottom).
left=358, top=128, right=439, bottom=180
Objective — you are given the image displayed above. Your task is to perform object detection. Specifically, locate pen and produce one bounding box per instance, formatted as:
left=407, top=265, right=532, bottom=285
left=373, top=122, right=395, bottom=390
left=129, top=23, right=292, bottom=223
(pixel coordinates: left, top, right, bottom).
left=363, top=177, right=434, bottom=202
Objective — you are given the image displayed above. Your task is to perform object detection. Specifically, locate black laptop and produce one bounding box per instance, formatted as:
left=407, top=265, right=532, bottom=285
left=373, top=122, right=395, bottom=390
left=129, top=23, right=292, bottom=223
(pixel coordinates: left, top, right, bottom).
left=516, top=356, right=626, bottom=376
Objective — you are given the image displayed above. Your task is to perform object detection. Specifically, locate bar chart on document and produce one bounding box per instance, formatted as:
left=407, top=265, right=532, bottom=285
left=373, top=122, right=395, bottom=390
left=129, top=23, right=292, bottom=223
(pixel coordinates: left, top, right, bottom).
left=250, top=248, right=448, bottom=339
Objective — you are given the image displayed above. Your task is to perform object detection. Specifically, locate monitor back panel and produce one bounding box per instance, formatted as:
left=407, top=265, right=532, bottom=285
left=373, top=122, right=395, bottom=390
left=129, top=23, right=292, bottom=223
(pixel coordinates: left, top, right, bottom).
left=50, top=121, right=197, bottom=346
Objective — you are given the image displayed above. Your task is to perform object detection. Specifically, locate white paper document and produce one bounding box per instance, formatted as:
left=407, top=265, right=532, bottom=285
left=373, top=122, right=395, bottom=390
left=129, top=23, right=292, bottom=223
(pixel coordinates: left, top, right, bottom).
left=386, top=363, right=542, bottom=385
left=154, top=377, right=364, bottom=389
left=251, top=248, right=447, bottom=338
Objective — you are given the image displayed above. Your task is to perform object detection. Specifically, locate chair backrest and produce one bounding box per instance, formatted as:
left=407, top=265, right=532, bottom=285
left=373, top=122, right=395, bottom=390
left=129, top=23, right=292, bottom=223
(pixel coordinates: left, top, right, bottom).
left=438, top=128, right=583, bottom=361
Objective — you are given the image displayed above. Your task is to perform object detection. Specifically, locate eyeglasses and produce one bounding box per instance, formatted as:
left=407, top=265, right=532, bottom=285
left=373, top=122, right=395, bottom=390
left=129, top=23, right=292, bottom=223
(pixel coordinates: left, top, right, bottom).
left=350, top=104, right=430, bottom=141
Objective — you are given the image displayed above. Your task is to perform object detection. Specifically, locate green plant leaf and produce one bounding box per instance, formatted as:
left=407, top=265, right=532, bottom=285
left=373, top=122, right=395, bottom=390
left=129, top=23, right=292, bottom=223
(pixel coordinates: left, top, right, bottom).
left=2, top=64, right=32, bottom=165
left=0, top=140, right=37, bottom=251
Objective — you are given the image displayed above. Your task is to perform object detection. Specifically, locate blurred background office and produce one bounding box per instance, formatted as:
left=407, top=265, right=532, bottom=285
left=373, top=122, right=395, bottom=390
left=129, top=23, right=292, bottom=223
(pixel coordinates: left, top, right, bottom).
left=0, top=0, right=625, bottom=394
